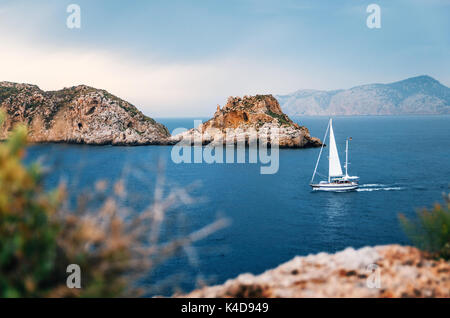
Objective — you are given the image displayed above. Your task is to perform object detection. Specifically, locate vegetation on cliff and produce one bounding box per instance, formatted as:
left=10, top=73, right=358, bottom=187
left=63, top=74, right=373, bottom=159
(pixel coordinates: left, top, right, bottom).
left=0, top=82, right=169, bottom=145
left=172, top=94, right=322, bottom=148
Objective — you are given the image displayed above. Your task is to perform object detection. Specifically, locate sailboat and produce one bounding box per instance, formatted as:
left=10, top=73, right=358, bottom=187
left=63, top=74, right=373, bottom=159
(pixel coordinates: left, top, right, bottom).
left=310, top=118, right=359, bottom=191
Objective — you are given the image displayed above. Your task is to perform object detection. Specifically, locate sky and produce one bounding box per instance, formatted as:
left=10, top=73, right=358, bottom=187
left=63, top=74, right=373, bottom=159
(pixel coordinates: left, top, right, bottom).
left=0, top=0, right=449, bottom=117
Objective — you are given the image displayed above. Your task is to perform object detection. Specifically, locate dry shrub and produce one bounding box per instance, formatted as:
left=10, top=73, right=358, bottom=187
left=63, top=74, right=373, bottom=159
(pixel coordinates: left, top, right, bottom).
left=0, top=112, right=228, bottom=297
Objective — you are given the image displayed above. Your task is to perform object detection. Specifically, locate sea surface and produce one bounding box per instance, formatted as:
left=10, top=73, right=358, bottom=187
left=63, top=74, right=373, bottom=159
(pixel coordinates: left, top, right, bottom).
left=24, top=115, right=450, bottom=296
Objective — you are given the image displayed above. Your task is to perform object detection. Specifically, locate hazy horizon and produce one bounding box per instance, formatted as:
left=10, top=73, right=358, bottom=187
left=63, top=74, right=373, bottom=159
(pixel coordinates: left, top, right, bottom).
left=0, top=0, right=448, bottom=117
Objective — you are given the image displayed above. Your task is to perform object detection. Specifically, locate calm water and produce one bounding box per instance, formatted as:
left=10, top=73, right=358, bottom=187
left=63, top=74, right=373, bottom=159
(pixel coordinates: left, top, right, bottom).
left=25, top=116, right=450, bottom=295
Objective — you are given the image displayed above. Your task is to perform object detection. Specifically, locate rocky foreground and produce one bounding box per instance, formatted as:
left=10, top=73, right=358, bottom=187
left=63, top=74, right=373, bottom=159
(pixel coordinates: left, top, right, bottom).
left=0, top=82, right=170, bottom=145
left=183, top=245, right=450, bottom=298
left=171, top=95, right=322, bottom=148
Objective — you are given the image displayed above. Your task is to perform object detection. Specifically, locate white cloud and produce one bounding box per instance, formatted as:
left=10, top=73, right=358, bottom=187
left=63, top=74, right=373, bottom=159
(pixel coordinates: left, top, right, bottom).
left=0, top=1, right=340, bottom=117
left=0, top=31, right=332, bottom=117
left=1, top=1, right=449, bottom=117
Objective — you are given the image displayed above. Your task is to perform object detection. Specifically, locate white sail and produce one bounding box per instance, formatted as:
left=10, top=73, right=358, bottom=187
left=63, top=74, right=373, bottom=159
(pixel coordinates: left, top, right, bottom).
left=328, top=119, right=343, bottom=177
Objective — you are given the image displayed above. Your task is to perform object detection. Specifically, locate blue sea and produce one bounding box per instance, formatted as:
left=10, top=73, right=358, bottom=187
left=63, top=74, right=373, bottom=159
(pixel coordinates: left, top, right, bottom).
left=24, top=115, right=450, bottom=296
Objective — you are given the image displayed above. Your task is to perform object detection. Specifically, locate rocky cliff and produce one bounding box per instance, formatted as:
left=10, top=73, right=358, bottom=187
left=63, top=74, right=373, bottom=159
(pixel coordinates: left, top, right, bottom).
left=171, top=95, right=322, bottom=148
left=0, top=82, right=170, bottom=145
left=277, top=75, right=450, bottom=116
left=183, top=245, right=450, bottom=298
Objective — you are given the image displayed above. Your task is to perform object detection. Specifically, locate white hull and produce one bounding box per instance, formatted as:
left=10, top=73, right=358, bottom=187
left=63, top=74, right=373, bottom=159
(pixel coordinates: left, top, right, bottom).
left=310, top=119, right=360, bottom=193
left=310, top=182, right=358, bottom=192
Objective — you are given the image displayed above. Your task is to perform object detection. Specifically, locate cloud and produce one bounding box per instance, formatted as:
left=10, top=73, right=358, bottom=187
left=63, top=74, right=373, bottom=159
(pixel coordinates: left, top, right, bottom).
left=0, top=30, right=332, bottom=117
left=0, top=1, right=360, bottom=117
left=1, top=1, right=448, bottom=117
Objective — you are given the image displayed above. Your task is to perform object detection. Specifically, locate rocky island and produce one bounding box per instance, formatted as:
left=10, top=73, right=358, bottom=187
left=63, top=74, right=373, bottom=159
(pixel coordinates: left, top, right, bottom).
left=0, top=82, right=321, bottom=148
left=171, top=94, right=322, bottom=148
left=0, top=82, right=170, bottom=145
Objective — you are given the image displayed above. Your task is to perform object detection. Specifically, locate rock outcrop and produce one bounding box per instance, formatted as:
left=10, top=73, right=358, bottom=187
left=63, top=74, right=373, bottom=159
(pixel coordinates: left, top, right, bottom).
left=0, top=82, right=170, bottom=145
left=182, top=245, right=450, bottom=298
left=171, top=95, right=322, bottom=148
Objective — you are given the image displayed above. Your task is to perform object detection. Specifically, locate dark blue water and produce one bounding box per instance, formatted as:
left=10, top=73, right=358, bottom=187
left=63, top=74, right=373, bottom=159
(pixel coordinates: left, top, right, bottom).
left=24, top=116, right=450, bottom=295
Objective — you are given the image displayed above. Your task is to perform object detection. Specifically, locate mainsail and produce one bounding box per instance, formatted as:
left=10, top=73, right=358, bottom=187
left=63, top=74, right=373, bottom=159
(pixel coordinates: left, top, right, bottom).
left=328, top=119, right=343, bottom=177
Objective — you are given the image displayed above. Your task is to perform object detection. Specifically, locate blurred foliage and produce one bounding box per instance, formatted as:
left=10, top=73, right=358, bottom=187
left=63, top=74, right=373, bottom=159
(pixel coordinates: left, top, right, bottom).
left=0, top=112, right=130, bottom=297
left=0, top=115, right=60, bottom=297
left=0, top=111, right=227, bottom=297
left=399, top=194, right=450, bottom=260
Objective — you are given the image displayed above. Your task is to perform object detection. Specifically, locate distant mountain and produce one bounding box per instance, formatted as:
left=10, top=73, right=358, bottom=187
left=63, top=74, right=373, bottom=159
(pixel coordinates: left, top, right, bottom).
left=276, top=76, right=450, bottom=116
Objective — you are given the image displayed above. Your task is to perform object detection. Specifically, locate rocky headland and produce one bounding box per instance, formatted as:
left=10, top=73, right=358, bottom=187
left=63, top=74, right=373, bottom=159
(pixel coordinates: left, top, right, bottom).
left=0, top=82, right=170, bottom=145
left=171, top=95, right=322, bottom=148
left=183, top=245, right=450, bottom=298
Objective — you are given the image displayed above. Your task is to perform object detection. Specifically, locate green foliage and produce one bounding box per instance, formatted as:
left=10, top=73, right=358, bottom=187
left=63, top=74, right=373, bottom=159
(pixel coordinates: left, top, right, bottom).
left=254, top=94, right=271, bottom=101
left=0, top=110, right=225, bottom=297
left=101, top=90, right=138, bottom=116
left=0, top=87, right=19, bottom=104
left=0, top=117, right=60, bottom=297
left=0, top=112, right=130, bottom=297
left=399, top=194, right=450, bottom=260
left=266, top=110, right=290, bottom=126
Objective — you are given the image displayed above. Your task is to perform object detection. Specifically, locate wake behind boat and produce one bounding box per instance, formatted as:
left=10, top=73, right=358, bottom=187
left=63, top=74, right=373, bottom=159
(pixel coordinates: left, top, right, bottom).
left=310, top=119, right=359, bottom=192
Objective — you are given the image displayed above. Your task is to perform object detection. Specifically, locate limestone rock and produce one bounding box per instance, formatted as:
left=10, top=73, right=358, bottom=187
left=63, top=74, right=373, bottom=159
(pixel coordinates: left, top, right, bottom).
left=181, top=245, right=450, bottom=298
left=171, top=95, right=322, bottom=148
left=0, top=81, right=170, bottom=145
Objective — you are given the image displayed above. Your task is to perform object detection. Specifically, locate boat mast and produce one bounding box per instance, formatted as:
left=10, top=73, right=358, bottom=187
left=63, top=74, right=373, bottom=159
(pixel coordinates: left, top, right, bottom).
left=328, top=119, right=332, bottom=183
left=310, top=119, right=330, bottom=184
left=345, top=138, right=348, bottom=177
